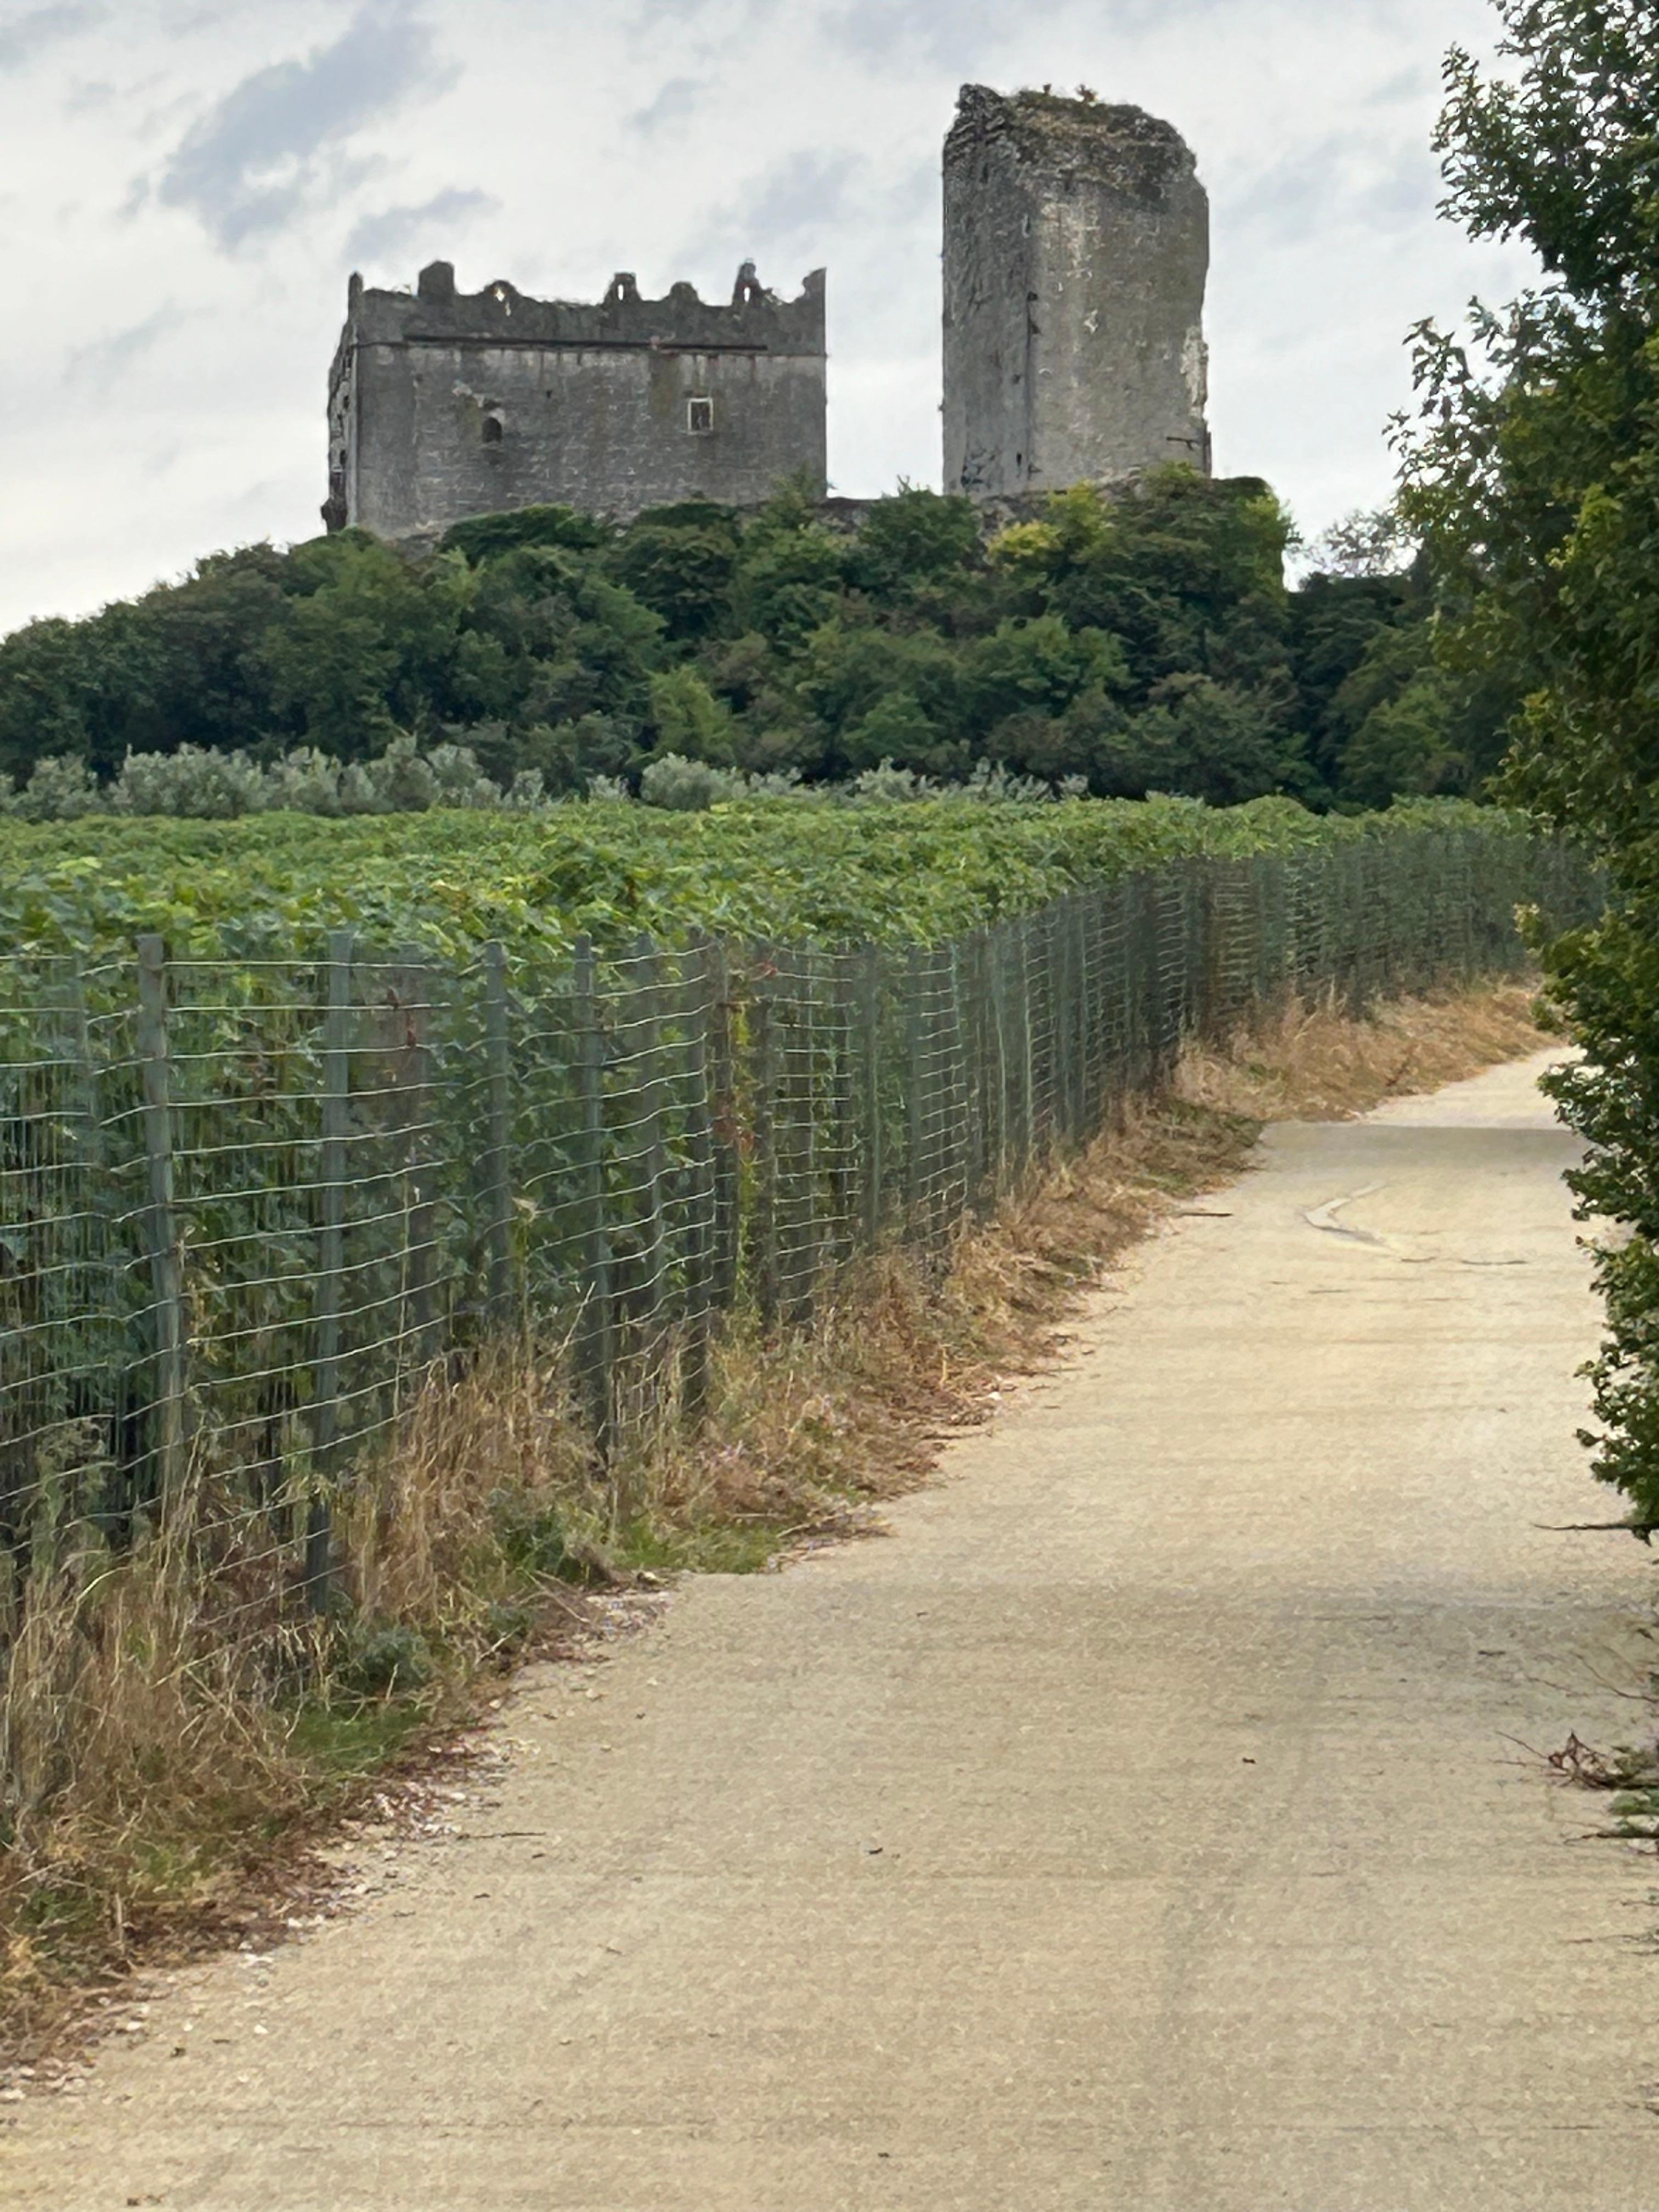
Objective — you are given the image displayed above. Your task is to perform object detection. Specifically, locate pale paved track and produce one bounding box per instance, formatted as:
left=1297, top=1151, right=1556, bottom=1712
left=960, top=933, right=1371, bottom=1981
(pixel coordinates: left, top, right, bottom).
left=8, top=1050, right=1659, bottom=2210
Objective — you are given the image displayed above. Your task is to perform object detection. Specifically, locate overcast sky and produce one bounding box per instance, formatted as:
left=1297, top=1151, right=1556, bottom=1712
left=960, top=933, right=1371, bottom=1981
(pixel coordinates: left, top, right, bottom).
left=0, top=0, right=1526, bottom=639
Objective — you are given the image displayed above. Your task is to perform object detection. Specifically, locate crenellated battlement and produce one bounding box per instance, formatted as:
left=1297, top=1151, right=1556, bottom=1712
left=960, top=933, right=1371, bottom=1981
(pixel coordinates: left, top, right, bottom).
left=342, top=260, right=826, bottom=360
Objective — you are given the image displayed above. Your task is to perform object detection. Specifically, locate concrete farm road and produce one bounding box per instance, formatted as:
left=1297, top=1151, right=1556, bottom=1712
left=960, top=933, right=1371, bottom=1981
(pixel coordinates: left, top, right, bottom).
left=8, top=1051, right=1659, bottom=2210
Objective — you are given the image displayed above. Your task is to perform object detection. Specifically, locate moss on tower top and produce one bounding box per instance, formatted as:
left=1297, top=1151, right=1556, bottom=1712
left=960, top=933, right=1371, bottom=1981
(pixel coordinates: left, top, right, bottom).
left=946, top=83, right=1198, bottom=205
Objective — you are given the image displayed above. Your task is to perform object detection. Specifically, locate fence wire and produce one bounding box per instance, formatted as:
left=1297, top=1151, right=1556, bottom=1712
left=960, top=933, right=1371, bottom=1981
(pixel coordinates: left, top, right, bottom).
left=0, top=827, right=1595, bottom=1640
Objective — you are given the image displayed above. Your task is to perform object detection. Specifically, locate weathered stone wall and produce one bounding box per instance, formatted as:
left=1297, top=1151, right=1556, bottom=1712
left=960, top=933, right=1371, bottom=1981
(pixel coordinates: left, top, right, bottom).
left=325, top=261, right=827, bottom=538
left=943, top=86, right=1209, bottom=500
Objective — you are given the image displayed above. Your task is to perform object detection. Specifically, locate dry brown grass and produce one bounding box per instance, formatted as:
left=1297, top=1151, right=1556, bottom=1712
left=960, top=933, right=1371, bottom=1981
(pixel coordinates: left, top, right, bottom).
left=336, top=1348, right=598, bottom=1622
left=1175, top=976, right=1551, bottom=1123
left=0, top=974, right=1555, bottom=2054
left=1, top=1546, right=309, bottom=2015
left=0, top=1361, right=603, bottom=2046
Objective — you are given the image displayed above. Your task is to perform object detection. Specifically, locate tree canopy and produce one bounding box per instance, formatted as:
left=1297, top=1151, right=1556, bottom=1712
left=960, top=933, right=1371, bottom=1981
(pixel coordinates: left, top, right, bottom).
left=0, top=468, right=1500, bottom=815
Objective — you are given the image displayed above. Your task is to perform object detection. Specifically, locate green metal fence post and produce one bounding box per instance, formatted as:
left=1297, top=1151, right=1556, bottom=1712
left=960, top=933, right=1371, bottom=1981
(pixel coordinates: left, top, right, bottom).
left=828, top=947, right=858, bottom=1270
left=788, top=947, right=821, bottom=1324
left=392, top=945, right=438, bottom=1373
left=306, top=928, right=355, bottom=1612
left=987, top=922, right=1012, bottom=1193
left=752, top=949, right=780, bottom=1330
left=630, top=934, right=669, bottom=1328
left=573, top=938, right=614, bottom=1463
left=966, top=930, right=991, bottom=1215
left=905, top=944, right=926, bottom=1239
left=482, top=940, right=515, bottom=1326
left=858, top=945, right=883, bottom=1250
left=682, top=940, right=715, bottom=1424
left=134, top=934, right=187, bottom=1509
left=706, top=938, right=740, bottom=1310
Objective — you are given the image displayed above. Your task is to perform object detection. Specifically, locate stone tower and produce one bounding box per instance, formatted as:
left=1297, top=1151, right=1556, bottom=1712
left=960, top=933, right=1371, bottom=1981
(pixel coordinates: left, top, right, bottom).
left=943, top=86, right=1210, bottom=500
left=324, top=260, right=826, bottom=539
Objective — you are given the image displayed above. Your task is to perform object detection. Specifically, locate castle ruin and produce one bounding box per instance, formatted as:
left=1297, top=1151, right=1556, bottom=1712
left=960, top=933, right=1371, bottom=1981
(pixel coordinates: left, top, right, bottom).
left=944, top=87, right=1210, bottom=499
left=324, top=261, right=827, bottom=538
left=323, top=86, right=1208, bottom=535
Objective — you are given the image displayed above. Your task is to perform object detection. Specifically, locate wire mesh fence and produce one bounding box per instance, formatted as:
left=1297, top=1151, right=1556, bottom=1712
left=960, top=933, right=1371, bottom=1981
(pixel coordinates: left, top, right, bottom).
left=0, top=825, right=1594, bottom=1644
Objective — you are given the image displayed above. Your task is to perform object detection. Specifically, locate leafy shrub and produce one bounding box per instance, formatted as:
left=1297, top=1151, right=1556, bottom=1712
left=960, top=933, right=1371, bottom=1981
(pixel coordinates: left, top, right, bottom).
left=489, top=1492, right=609, bottom=1585
left=2, top=736, right=512, bottom=821
left=262, top=746, right=348, bottom=815
left=109, top=745, right=269, bottom=819
left=7, top=754, right=103, bottom=821
left=340, top=1621, right=435, bottom=1697
left=636, top=754, right=806, bottom=810
left=848, top=759, right=931, bottom=804
left=637, top=754, right=747, bottom=811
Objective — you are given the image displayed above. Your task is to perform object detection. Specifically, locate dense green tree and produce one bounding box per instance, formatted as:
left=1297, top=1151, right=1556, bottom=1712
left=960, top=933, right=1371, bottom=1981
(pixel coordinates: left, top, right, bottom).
left=606, top=503, right=742, bottom=644
left=1016, top=472, right=1293, bottom=694
left=797, top=622, right=964, bottom=767
left=1, top=461, right=1480, bottom=811
left=1286, top=571, right=1417, bottom=782
left=1398, top=0, right=1659, bottom=1515
left=839, top=486, right=983, bottom=602
left=437, top=505, right=607, bottom=562
left=259, top=535, right=454, bottom=753
left=646, top=665, right=740, bottom=763
left=729, top=482, right=846, bottom=652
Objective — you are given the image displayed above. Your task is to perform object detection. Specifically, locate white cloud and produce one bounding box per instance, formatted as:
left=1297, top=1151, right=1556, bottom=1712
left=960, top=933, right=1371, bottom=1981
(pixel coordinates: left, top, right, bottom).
left=0, top=0, right=1521, bottom=635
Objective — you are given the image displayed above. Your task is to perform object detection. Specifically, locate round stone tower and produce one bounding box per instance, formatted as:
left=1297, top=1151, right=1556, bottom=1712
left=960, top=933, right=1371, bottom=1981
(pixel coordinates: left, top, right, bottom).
left=943, top=84, right=1210, bottom=500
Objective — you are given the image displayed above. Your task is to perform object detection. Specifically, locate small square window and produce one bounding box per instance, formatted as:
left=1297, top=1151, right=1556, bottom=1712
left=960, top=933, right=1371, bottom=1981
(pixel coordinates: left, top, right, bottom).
left=687, top=396, right=714, bottom=435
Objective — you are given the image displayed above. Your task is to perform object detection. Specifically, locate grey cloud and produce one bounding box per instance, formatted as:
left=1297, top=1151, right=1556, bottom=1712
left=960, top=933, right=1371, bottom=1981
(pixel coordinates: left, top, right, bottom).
left=823, top=0, right=1023, bottom=60
left=884, top=156, right=935, bottom=223
left=735, top=149, right=858, bottom=243
left=345, top=186, right=499, bottom=268
left=0, top=2, right=103, bottom=71
left=822, top=0, right=1216, bottom=62
left=1353, top=163, right=1435, bottom=229
left=685, top=150, right=857, bottom=301
left=629, top=75, right=706, bottom=133
left=64, top=304, right=179, bottom=386
left=1366, top=65, right=1434, bottom=107
left=1222, top=138, right=1433, bottom=245
left=156, top=6, right=458, bottom=250
left=627, top=0, right=774, bottom=24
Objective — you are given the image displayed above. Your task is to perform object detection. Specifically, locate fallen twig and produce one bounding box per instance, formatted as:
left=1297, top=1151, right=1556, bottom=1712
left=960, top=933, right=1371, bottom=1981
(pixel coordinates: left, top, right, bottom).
left=1533, top=1520, right=1657, bottom=1544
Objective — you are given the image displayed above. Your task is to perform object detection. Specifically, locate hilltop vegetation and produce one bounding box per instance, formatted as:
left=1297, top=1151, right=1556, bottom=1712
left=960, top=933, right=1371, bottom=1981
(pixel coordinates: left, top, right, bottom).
left=0, top=469, right=1509, bottom=815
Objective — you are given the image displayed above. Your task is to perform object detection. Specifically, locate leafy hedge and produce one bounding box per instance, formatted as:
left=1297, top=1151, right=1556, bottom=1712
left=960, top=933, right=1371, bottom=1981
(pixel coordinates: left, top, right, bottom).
left=0, top=793, right=1527, bottom=966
